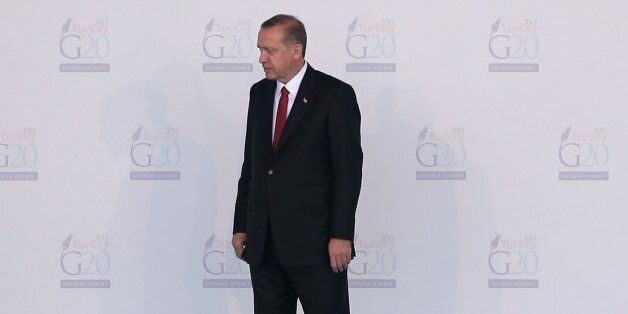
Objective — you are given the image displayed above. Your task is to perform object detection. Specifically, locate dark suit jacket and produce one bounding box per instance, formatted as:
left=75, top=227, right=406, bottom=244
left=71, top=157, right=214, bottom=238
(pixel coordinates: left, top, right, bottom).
left=233, top=64, right=362, bottom=267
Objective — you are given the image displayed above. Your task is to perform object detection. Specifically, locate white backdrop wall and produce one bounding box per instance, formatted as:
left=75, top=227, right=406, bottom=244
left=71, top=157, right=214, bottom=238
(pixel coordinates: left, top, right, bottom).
left=2, top=0, right=628, bottom=313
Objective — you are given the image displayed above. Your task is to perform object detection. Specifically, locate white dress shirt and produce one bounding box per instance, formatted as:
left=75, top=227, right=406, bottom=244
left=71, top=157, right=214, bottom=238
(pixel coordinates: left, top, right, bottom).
left=272, top=61, right=308, bottom=142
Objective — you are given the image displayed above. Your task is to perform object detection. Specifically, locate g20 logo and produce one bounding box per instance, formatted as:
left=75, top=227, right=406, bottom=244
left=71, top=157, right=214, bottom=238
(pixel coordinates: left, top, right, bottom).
left=346, top=18, right=395, bottom=59
left=488, top=250, right=538, bottom=275
left=558, top=127, right=608, bottom=168
left=559, top=143, right=608, bottom=167
left=202, top=235, right=248, bottom=275
left=488, top=18, right=539, bottom=60
left=60, top=235, right=111, bottom=276
left=202, top=249, right=249, bottom=275
left=130, top=143, right=181, bottom=167
left=130, top=127, right=180, bottom=168
left=349, top=249, right=396, bottom=275
left=416, top=142, right=466, bottom=167
left=59, top=18, right=110, bottom=60
left=348, top=235, right=396, bottom=276
left=0, top=143, right=37, bottom=168
left=415, top=127, right=466, bottom=168
left=488, top=234, right=538, bottom=276
left=203, top=18, right=253, bottom=59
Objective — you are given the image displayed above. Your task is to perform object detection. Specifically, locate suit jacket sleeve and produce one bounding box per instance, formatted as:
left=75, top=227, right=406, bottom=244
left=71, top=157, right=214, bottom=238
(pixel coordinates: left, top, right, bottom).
left=232, top=86, right=254, bottom=234
left=327, top=84, right=363, bottom=240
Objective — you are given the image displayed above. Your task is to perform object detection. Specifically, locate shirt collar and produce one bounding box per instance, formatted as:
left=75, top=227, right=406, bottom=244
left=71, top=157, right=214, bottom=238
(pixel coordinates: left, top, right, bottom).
left=276, top=60, right=308, bottom=96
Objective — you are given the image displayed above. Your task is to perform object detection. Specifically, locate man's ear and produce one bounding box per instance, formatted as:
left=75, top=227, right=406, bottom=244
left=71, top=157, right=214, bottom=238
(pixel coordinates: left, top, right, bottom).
left=293, top=44, right=303, bottom=59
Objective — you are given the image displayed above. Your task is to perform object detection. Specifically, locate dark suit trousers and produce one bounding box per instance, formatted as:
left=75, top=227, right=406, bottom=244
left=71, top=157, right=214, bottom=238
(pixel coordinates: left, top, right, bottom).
left=248, top=214, right=350, bottom=314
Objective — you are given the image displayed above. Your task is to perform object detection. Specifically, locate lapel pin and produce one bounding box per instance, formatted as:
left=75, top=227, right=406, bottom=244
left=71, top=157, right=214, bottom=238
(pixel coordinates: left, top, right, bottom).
left=303, top=97, right=308, bottom=103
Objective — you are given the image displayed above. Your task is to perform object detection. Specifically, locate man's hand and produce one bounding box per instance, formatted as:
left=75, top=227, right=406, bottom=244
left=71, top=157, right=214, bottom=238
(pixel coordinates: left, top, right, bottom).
left=232, top=232, right=248, bottom=261
left=329, top=238, right=352, bottom=273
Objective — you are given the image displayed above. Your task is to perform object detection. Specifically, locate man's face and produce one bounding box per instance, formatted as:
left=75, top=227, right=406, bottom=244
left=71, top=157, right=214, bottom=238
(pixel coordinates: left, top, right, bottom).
left=257, top=26, right=300, bottom=83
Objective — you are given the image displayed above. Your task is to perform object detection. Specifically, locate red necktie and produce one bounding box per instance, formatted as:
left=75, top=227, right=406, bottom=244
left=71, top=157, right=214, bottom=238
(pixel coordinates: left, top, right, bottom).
left=273, top=87, right=289, bottom=152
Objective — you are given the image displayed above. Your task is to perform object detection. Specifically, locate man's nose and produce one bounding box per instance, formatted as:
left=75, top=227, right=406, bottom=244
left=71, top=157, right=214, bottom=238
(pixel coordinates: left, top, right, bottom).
left=259, top=52, right=268, bottom=64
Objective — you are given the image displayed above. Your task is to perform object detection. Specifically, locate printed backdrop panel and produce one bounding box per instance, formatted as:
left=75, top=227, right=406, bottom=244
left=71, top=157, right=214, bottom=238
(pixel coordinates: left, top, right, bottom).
left=2, top=0, right=628, bottom=313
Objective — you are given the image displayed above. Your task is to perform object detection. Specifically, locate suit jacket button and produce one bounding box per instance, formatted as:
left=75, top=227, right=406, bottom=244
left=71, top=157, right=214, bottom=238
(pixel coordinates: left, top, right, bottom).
left=268, top=169, right=274, bottom=175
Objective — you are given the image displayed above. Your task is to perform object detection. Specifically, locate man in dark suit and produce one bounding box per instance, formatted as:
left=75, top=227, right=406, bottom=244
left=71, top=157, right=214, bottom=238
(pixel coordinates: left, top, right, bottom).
left=232, top=14, right=362, bottom=313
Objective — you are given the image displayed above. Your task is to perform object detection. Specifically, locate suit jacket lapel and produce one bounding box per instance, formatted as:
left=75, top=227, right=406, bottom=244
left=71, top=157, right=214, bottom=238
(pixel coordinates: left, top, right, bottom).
left=273, top=65, right=317, bottom=155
